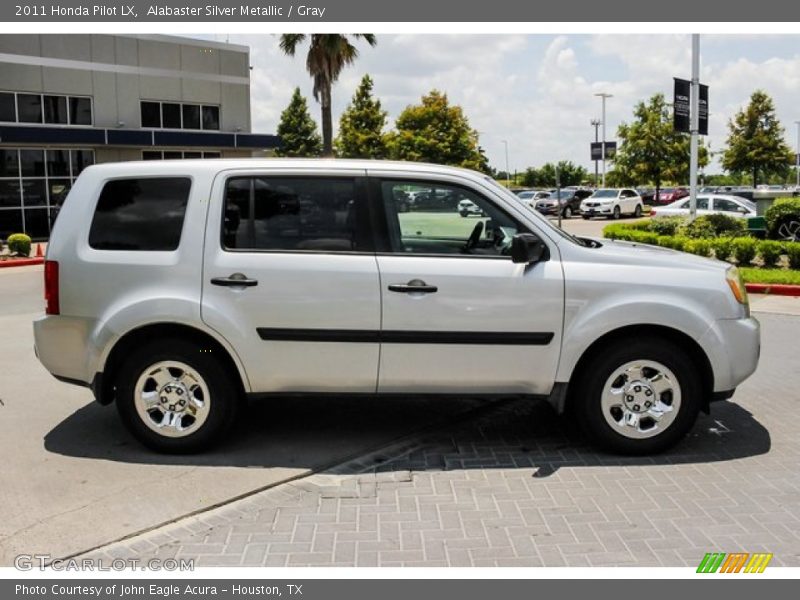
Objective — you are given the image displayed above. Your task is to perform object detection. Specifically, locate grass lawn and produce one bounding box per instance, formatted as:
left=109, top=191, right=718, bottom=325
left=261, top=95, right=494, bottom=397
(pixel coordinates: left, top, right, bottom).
left=740, top=267, right=800, bottom=286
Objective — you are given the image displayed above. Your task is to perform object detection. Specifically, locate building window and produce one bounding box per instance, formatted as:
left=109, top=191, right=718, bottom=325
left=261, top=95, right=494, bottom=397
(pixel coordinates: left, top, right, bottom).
left=0, top=91, right=93, bottom=126
left=0, top=147, right=94, bottom=240
left=141, top=150, right=222, bottom=160
left=139, top=100, right=221, bottom=131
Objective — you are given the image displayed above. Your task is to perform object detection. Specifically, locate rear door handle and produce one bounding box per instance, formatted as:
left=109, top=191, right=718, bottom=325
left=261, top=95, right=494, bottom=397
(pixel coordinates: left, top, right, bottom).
left=210, top=273, right=258, bottom=287
left=388, top=279, right=438, bottom=294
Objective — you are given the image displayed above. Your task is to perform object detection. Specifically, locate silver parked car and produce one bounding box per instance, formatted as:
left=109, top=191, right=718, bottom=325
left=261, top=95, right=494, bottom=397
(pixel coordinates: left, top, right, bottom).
left=34, top=159, right=759, bottom=455
left=652, top=194, right=757, bottom=219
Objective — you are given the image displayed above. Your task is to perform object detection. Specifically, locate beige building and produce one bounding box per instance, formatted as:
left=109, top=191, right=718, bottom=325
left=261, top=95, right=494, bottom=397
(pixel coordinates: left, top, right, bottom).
left=0, top=34, right=278, bottom=239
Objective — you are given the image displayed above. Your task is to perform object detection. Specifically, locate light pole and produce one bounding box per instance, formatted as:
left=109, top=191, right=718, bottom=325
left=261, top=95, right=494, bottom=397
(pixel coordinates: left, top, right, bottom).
left=501, top=140, right=510, bottom=187
left=590, top=118, right=601, bottom=187
left=795, top=121, right=800, bottom=189
left=689, top=34, right=700, bottom=220
left=594, top=93, right=613, bottom=187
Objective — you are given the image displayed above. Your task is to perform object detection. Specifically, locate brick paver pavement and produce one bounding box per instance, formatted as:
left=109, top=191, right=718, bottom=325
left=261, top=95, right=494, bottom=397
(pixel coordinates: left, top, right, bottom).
left=82, top=314, right=800, bottom=567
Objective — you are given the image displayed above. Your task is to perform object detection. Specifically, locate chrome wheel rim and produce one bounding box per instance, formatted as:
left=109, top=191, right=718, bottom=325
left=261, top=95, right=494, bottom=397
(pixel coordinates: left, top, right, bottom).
left=134, top=361, right=210, bottom=438
left=600, top=360, right=681, bottom=439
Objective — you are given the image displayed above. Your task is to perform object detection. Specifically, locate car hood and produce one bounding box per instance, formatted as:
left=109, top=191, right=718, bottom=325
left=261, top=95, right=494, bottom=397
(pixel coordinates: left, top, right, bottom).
left=575, top=237, right=729, bottom=273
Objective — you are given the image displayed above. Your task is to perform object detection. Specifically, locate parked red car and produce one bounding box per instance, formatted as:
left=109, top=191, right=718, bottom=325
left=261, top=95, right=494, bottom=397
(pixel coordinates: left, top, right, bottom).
left=654, top=187, right=689, bottom=205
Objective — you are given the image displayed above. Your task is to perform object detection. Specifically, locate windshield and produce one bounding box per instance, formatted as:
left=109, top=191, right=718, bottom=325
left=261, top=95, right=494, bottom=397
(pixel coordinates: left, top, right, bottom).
left=483, top=177, right=587, bottom=246
left=736, top=197, right=757, bottom=210
left=591, top=189, right=618, bottom=198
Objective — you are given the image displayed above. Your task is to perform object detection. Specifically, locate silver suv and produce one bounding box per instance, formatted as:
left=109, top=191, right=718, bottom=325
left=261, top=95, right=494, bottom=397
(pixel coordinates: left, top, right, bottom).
left=34, top=159, right=760, bottom=455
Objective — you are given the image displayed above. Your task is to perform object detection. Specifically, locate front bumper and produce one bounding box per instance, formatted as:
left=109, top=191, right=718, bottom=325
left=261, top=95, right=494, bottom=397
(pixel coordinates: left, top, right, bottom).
left=698, top=316, right=761, bottom=392
left=536, top=205, right=559, bottom=215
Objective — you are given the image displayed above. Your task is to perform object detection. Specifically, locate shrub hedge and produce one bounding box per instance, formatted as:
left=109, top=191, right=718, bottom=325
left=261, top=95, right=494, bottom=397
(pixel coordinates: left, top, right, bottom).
left=764, top=197, right=800, bottom=239
left=6, top=233, right=32, bottom=257
left=603, top=222, right=800, bottom=269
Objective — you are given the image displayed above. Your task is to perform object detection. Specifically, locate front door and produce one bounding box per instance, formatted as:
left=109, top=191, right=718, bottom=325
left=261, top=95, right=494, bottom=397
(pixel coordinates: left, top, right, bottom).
left=201, top=169, right=381, bottom=393
left=370, top=173, right=564, bottom=395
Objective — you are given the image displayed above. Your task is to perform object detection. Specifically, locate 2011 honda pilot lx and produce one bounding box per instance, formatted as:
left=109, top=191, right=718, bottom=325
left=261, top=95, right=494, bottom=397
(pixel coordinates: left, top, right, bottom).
left=34, top=159, right=760, bottom=454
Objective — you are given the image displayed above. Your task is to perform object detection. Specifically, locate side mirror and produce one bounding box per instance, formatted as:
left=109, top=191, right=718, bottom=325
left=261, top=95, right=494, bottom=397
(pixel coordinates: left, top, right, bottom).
left=510, top=233, right=549, bottom=264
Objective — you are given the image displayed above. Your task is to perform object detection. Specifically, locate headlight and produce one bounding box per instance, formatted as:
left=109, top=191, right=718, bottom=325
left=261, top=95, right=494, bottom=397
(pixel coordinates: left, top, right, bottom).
left=726, top=266, right=749, bottom=307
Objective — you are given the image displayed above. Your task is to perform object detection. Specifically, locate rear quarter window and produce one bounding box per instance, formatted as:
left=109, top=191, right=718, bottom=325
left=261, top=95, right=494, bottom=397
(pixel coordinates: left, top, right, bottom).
left=88, top=177, right=191, bottom=250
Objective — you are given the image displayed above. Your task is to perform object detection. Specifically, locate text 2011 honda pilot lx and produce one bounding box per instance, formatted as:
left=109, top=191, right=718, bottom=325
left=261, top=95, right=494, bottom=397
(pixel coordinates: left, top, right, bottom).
left=34, top=159, right=760, bottom=454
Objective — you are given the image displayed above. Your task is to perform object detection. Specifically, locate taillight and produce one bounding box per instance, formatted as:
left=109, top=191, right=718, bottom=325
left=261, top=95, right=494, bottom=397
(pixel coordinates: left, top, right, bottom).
left=44, top=260, right=59, bottom=315
left=650, top=209, right=657, bottom=216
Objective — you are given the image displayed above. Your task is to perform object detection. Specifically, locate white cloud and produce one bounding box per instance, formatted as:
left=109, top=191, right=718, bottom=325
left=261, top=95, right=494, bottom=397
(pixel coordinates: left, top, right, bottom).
left=218, top=33, right=800, bottom=176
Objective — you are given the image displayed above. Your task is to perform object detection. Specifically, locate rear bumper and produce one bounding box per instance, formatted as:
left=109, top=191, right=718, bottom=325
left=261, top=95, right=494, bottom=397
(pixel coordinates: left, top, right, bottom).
left=33, top=314, right=99, bottom=385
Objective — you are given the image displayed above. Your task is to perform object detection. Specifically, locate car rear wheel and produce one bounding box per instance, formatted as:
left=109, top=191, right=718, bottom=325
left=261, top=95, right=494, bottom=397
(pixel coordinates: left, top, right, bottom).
left=563, top=206, right=573, bottom=218
left=570, top=338, right=702, bottom=455
left=634, top=204, right=643, bottom=218
left=115, top=338, right=240, bottom=453
left=459, top=211, right=468, bottom=218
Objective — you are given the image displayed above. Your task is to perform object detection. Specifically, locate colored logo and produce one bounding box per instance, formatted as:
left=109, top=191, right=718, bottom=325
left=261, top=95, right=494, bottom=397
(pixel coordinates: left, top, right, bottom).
left=697, top=552, right=773, bottom=573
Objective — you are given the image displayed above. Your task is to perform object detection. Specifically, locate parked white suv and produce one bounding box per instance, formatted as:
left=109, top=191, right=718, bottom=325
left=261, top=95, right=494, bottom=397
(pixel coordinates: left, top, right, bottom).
left=34, top=159, right=759, bottom=455
left=581, top=188, right=644, bottom=219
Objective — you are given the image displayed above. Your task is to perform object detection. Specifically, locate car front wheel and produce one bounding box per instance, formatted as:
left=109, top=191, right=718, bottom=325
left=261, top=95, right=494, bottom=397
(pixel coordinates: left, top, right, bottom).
left=115, top=338, right=240, bottom=453
left=634, top=204, right=643, bottom=218
left=563, top=206, right=573, bottom=218
left=570, top=338, right=701, bottom=455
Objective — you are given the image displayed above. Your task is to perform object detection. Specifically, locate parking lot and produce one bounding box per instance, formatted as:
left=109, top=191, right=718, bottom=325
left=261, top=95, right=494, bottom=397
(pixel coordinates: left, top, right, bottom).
left=1, top=216, right=799, bottom=567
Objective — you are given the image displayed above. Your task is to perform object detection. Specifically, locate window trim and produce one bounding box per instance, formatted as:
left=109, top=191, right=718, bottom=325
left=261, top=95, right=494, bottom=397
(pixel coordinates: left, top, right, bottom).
left=371, top=176, right=531, bottom=260
left=218, top=174, right=373, bottom=255
left=86, top=175, right=194, bottom=252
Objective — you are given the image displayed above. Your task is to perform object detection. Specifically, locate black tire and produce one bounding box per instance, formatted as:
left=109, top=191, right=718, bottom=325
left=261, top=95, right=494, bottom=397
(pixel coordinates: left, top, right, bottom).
left=582, top=215, right=590, bottom=220
left=563, top=206, right=573, bottom=219
left=459, top=211, right=468, bottom=218
left=634, top=204, right=643, bottom=218
left=115, top=338, right=241, bottom=453
left=612, top=205, right=621, bottom=220
left=569, top=337, right=702, bottom=455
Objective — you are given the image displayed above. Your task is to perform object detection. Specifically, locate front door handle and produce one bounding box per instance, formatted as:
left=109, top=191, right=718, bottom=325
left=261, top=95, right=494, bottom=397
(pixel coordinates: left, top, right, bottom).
left=210, top=273, right=259, bottom=287
left=388, top=279, right=438, bottom=294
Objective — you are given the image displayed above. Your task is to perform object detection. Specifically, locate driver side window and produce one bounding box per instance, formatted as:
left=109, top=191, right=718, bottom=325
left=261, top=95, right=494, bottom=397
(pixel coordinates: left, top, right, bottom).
left=380, top=180, right=527, bottom=257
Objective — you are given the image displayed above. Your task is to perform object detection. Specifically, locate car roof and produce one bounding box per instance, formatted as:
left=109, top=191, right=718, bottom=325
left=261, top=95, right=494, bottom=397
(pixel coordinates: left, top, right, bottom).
left=78, top=158, right=487, bottom=180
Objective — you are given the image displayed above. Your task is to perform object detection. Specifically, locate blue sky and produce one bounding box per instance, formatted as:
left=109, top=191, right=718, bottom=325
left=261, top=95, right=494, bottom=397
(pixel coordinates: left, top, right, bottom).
left=206, top=34, right=800, bottom=175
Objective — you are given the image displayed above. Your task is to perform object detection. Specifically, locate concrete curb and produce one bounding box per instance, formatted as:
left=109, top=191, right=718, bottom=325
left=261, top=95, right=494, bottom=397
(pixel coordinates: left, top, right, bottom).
left=746, top=283, right=800, bottom=297
left=0, top=257, right=44, bottom=269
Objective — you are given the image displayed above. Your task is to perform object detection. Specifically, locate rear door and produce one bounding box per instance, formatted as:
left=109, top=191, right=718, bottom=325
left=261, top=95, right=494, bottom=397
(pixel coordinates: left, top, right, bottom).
left=201, top=168, right=381, bottom=393
left=369, top=171, right=564, bottom=395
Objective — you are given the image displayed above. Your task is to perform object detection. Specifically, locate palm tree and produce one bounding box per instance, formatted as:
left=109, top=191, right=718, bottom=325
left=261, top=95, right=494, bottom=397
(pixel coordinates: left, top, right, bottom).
left=279, top=34, right=377, bottom=157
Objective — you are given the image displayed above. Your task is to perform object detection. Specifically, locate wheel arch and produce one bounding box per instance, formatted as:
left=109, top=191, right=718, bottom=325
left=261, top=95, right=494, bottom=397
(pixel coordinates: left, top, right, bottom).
left=562, top=324, right=714, bottom=414
left=94, top=322, right=248, bottom=406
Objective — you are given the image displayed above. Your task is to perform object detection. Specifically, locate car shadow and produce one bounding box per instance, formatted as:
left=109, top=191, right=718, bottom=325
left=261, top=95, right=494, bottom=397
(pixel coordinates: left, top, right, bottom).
left=44, top=394, right=770, bottom=476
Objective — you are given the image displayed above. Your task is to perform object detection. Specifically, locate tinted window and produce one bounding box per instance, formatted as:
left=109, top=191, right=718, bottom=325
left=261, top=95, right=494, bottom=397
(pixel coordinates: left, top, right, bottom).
left=0, top=92, right=16, bottom=121
left=140, top=102, right=161, bottom=128
left=162, top=103, right=181, bottom=128
left=182, top=104, right=200, bottom=129
left=46, top=150, right=70, bottom=177
left=89, top=178, right=191, bottom=250
left=17, top=94, right=42, bottom=123
left=381, top=180, right=527, bottom=257
left=43, top=95, right=67, bottom=124
left=202, top=105, right=219, bottom=130
left=223, top=177, right=360, bottom=252
left=142, top=151, right=162, bottom=161
left=0, top=149, right=19, bottom=178
left=23, top=208, right=50, bottom=238
left=22, top=179, right=47, bottom=206
left=70, top=150, right=94, bottom=174
left=0, top=180, right=22, bottom=208
left=19, top=150, right=45, bottom=177
left=69, top=97, right=92, bottom=125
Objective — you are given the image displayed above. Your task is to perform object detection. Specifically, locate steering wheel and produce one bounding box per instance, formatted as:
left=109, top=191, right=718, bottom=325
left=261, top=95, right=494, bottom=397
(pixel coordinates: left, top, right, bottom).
left=463, top=220, right=484, bottom=253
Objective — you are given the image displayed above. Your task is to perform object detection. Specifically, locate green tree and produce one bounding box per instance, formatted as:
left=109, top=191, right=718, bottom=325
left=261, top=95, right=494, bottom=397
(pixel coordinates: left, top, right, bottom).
left=520, top=162, right=588, bottom=187
left=613, top=93, right=708, bottom=199
left=387, top=90, right=489, bottom=172
left=335, top=74, right=388, bottom=159
left=279, top=34, right=377, bottom=157
left=721, top=90, right=794, bottom=187
left=275, top=88, right=322, bottom=158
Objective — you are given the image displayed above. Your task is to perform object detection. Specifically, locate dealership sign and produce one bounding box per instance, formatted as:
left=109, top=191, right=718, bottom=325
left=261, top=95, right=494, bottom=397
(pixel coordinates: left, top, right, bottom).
left=591, top=141, right=617, bottom=160
left=674, top=78, right=709, bottom=135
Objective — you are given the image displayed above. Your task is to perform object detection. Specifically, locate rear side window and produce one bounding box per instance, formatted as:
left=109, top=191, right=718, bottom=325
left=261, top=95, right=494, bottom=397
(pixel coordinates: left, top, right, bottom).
left=222, top=177, right=363, bottom=252
left=88, top=177, right=191, bottom=250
